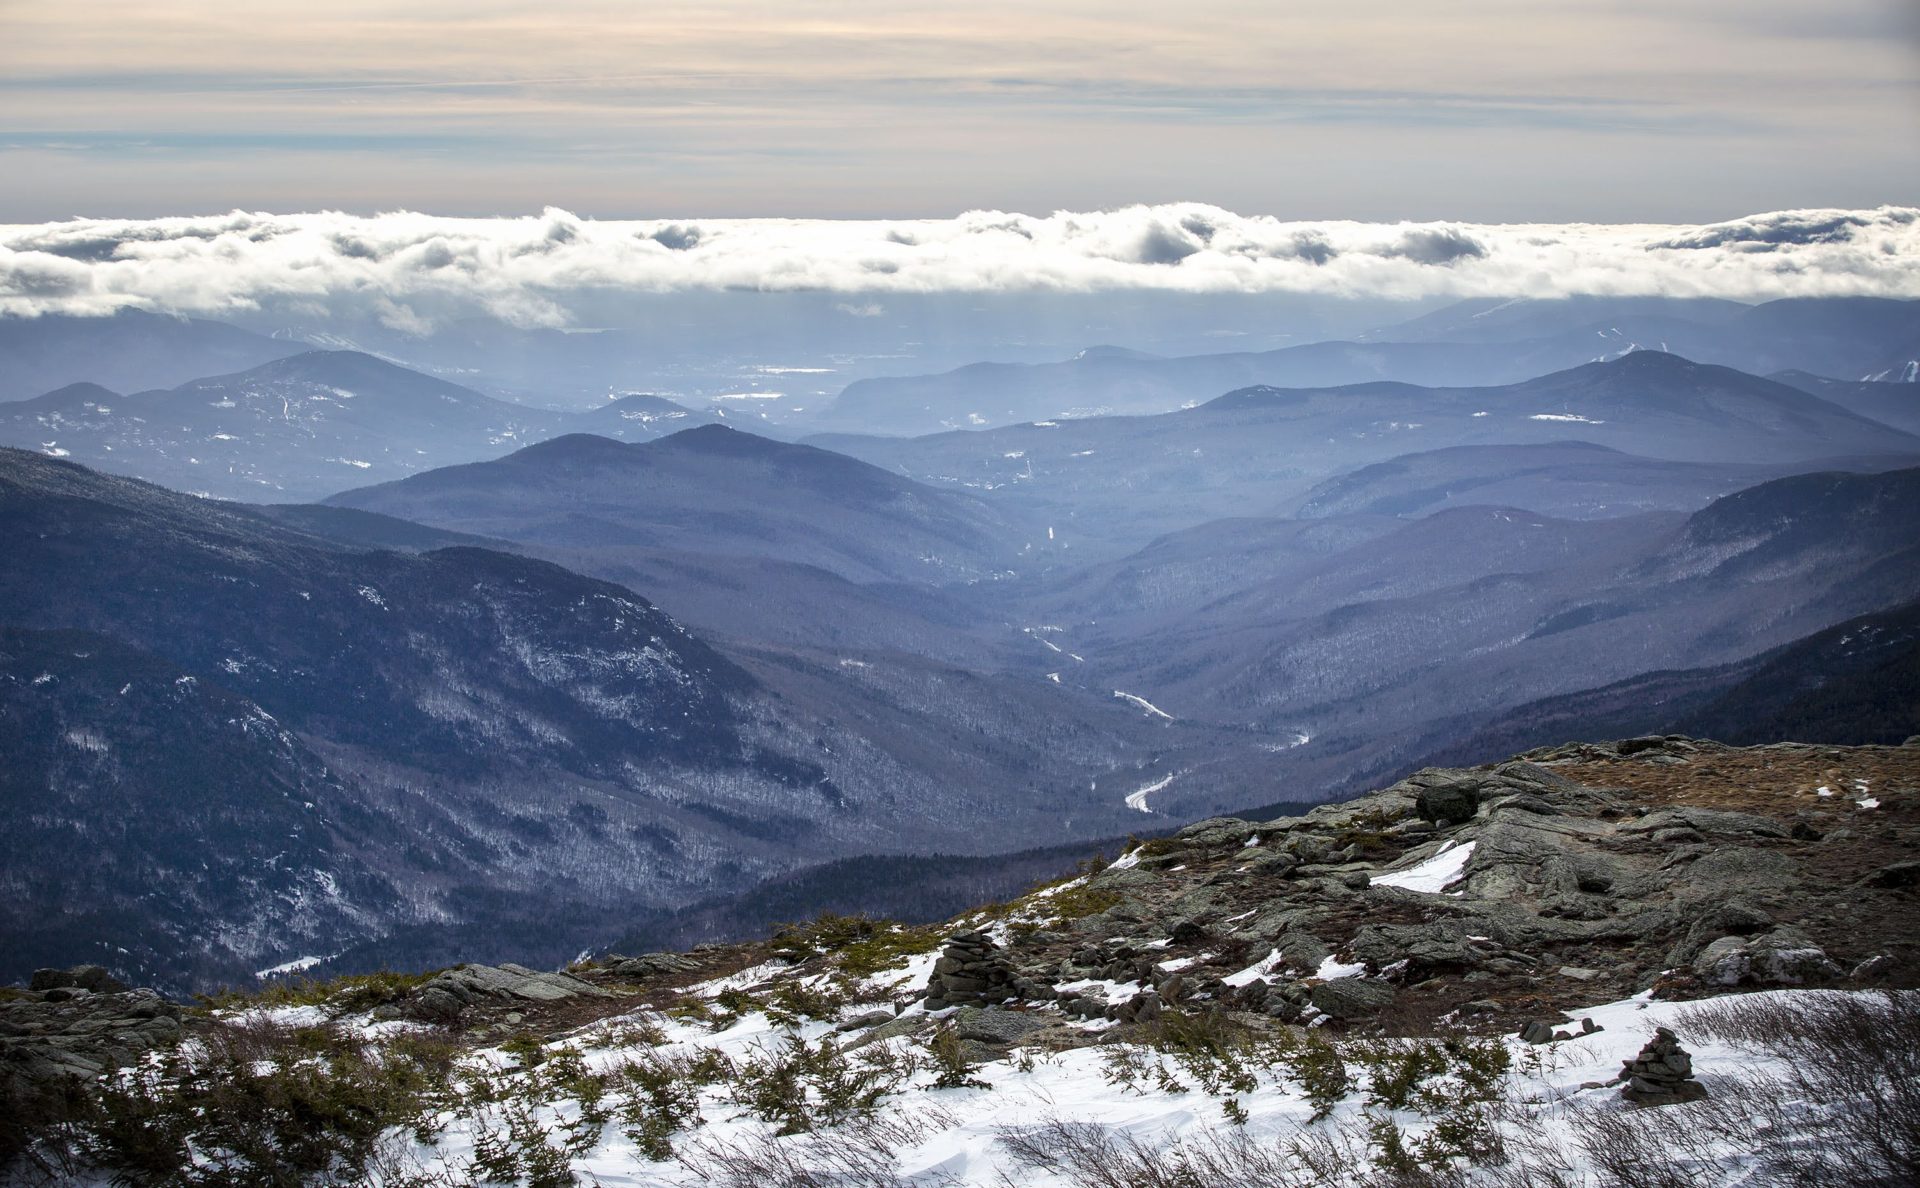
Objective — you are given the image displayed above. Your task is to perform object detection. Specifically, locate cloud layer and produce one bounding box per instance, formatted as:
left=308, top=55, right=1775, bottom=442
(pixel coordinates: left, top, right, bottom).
left=2, top=205, right=1916, bottom=327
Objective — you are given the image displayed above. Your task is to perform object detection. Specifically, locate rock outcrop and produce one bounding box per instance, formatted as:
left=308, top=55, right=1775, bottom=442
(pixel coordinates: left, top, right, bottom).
left=394, top=962, right=611, bottom=1024
left=602, top=952, right=707, bottom=980
left=1, top=985, right=186, bottom=1128
left=27, top=966, right=130, bottom=996
left=912, top=738, right=1917, bottom=1034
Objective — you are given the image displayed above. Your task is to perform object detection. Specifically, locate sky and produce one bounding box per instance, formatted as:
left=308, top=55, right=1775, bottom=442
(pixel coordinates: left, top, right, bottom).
left=2, top=1, right=1917, bottom=223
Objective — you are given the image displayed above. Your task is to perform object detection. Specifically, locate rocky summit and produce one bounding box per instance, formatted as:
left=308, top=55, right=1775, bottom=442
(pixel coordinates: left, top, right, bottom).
left=1024, top=735, right=1920, bottom=1029
left=4, top=736, right=1917, bottom=1186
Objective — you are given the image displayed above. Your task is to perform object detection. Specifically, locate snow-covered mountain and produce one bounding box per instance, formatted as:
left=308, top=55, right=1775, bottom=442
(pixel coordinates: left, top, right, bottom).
left=0, top=350, right=723, bottom=501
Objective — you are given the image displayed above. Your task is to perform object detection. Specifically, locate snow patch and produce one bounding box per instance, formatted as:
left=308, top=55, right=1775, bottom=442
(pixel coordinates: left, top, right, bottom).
left=1315, top=955, right=1368, bottom=981
left=255, top=955, right=329, bottom=980
left=1223, top=949, right=1286, bottom=987
left=1371, top=840, right=1477, bottom=894
left=1113, top=690, right=1174, bottom=720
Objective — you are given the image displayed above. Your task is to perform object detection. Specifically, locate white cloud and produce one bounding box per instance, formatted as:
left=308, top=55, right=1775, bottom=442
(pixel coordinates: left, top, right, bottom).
left=1, top=204, right=1915, bottom=326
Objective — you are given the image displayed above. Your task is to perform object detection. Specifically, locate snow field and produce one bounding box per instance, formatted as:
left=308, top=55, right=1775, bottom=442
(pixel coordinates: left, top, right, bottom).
left=368, top=985, right=1872, bottom=1187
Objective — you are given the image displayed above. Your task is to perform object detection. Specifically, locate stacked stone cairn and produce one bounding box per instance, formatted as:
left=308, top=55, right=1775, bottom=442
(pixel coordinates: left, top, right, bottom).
left=924, top=930, right=1049, bottom=1010
left=1618, top=1027, right=1707, bottom=1105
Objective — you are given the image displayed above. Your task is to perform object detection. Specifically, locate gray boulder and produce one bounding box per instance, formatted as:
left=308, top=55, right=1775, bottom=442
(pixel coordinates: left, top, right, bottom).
left=954, top=1007, right=1049, bottom=1046
left=1415, top=779, right=1483, bottom=825
left=1693, top=927, right=1841, bottom=988
left=1309, top=977, right=1396, bottom=1019
left=402, top=962, right=609, bottom=1020
left=1174, top=818, right=1263, bottom=848
left=1865, top=860, right=1920, bottom=889
left=604, top=952, right=705, bottom=979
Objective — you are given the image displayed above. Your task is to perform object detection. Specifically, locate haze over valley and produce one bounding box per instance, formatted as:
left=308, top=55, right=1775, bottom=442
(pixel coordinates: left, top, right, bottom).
left=4, top=279, right=1917, bottom=988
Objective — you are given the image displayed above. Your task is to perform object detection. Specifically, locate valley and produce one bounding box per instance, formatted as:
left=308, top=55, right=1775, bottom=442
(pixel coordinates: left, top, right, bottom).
left=2, top=295, right=1916, bottom=991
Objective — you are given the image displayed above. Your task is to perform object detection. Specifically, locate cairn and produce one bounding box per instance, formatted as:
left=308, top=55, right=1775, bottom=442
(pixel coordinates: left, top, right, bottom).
left=1619, top=1027, right=1707, bottom=1105
left=924, top=930, right=1021, bottom=1010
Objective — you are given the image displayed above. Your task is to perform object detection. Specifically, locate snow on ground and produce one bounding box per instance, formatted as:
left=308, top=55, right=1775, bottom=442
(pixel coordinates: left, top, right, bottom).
left=1022, top=875, right=1090, bottom=902
left=1219, top=949, right=1364, bottom=989
left=860, top=948, right=943, bottom=997
left=1113, top=690, right=1175, bottom=720
left=253, top=955, right=328, bottom=979
left=1154, top=952, right=1212, bottom=973
left=222, top=1003, right=332, bottom=1029
left=1316, top=954, right=1367, bottom=980
left=1125, top=772, right=1177, bottom=813
left=684, top=960, right=789, bottom=999
left=382, top=982, right=1859, bottom=1187
left=1050, top=977, right=1145, bottom=1005
left=1222, top=948, right=1286, bottom=987
left=1371, top=839, right=1476, bottom=893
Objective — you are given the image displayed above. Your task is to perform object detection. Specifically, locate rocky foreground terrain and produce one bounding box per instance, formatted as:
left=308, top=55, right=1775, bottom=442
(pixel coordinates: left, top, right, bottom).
left=5, top=736, right=1917, bottom=1186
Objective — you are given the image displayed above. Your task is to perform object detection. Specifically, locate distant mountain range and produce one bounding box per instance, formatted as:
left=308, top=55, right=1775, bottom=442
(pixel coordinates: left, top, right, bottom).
left=310, top=408, right=1920, bottom=831
left=1285, top=441, right=1832, bottom=521
left=1768, top=369, right=1920, bottom=435
left=0, top=310, right=306, bottom=402
left=815, top=297, right=1920, bottom=434
left=1363, top=295, right=1920, bottom=377
left=986, top=464, right=1920, bottom=810
left=0, top=350, right=724, bottom=501
left=812, top=351, right=1920, bottom=559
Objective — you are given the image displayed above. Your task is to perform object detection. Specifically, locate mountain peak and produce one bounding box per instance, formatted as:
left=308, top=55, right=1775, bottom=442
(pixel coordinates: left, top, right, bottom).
left=32, top=381, right=121, bottom=405
left=505, top=432, right=635, bottom=464
left=1597, top=348, right=1696, bottom=373
left=655, top=422, right=789, bottom=456
left=243, top=348, right=425, bottom=383
left=1199, top=384, right=1298, bottom=410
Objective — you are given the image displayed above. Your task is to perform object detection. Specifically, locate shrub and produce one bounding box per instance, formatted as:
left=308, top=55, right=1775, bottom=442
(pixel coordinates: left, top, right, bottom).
left=684, top=1107, right=952, bottom=1188
left=603, top=1047, right=734, bottom=1161
left=1041, top=885, right=1124, bottom=922
left=196, top=968, right=438, bottom=1014
left=835, top=925, right=942, bottom=980
left=927, top=1026, right=990, bottom=1091
left=730, top=1034, right=913, bottom=1135
left=76, top=1016, right=460, bottom=1187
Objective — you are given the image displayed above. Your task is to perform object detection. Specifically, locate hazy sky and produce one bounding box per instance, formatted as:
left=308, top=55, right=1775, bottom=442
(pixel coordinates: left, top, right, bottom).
left=2, top=1, right=1916, bottom=221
